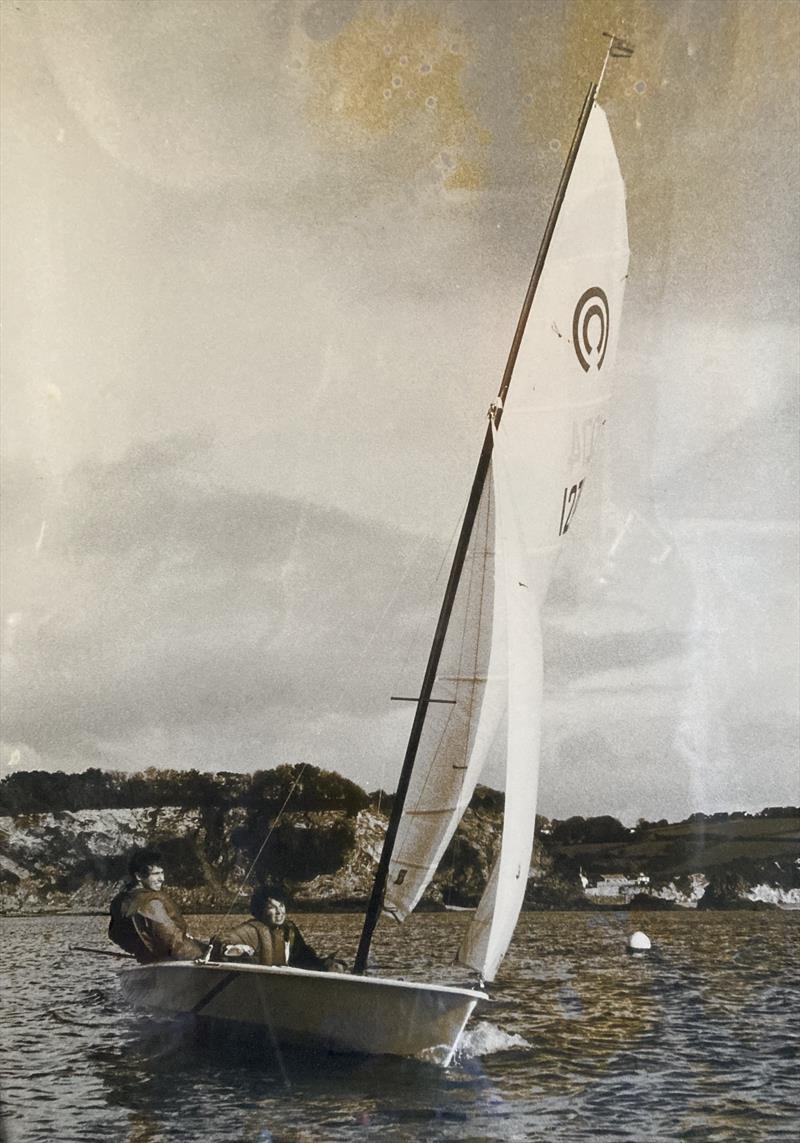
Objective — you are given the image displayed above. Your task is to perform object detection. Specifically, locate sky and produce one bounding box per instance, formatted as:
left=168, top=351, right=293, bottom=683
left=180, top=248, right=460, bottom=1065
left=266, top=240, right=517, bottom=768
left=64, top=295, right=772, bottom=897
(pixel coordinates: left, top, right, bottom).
left=1, top=0, right=798, bottom=824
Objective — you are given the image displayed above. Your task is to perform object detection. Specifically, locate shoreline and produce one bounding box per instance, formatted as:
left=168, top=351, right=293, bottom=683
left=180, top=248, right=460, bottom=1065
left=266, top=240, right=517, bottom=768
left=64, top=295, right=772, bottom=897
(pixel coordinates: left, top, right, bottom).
left=1, top=901, right=789, bottom=919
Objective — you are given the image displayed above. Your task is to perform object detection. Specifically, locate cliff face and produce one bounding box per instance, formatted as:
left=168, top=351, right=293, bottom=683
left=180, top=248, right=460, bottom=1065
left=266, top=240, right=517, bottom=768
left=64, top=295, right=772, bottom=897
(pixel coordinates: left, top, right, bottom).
left=0, top=804, right=509, bottom=918
left=1, top=807, right=210, bottom=912
left=0, top=804, right=505, bottom=914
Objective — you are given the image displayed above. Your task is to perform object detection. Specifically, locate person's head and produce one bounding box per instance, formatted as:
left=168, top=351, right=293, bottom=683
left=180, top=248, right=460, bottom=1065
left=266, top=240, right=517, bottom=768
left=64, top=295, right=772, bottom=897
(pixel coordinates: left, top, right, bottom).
left=250, top=884, right=287, bottom=927
left=129, top=849, right=165, bottom=892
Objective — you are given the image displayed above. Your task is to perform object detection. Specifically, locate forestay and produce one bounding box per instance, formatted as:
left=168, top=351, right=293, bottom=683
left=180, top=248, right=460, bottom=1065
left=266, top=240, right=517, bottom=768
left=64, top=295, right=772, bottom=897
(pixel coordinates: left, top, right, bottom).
left=385, top=101, right=629, bottom=982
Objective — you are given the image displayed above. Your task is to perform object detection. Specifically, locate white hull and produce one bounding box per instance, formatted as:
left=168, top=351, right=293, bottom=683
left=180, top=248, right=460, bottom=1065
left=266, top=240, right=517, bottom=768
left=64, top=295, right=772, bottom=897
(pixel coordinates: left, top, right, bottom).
left=119, top=961, right=485, bottom=1063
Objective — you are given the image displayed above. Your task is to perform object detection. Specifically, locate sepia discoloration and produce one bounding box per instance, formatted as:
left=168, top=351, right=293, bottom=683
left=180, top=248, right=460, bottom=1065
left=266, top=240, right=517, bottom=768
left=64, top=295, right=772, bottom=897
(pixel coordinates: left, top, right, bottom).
left=1, top=0, right=797, bottom=816
left=298, top=2, right=490, bottom=190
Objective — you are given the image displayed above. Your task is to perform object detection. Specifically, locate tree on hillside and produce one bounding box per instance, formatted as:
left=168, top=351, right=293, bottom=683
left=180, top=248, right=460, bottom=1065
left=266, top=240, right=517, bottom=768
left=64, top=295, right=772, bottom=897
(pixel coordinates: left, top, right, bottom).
left=0, top=768, right=116, bottom=814
left=550, top=816, right=586, bottom=844
left=246, top=765, right=368, bottom=813
left=550, top=815, right=629, bottom=845
left=699, top=869, right=749, bottom=908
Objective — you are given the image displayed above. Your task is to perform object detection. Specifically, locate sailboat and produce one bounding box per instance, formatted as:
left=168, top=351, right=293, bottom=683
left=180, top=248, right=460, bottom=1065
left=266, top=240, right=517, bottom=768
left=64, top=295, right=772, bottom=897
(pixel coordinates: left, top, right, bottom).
left=118, top=40, right=631, bottom=1064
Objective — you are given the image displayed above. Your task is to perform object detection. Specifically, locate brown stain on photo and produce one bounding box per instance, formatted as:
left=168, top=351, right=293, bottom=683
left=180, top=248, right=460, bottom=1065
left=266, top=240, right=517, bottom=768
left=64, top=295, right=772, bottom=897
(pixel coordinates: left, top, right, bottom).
left=297, top=2, right=490, bottom=192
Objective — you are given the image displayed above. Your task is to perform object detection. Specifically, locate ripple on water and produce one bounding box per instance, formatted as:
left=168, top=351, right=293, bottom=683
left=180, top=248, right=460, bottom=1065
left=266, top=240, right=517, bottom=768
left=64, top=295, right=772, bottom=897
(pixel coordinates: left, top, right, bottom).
left=1, top=911, right=798, bottom=1142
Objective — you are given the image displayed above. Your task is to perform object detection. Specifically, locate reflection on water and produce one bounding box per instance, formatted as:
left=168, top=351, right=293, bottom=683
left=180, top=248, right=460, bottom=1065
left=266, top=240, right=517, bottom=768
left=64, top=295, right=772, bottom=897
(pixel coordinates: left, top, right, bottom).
left=0, top=911, right=797, bottom=1141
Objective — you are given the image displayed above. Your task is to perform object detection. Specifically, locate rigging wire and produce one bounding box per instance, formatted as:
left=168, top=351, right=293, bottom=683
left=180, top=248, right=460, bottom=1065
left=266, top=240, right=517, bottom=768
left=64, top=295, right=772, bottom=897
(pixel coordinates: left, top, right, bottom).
left=218, top=763, right=310, bottom=924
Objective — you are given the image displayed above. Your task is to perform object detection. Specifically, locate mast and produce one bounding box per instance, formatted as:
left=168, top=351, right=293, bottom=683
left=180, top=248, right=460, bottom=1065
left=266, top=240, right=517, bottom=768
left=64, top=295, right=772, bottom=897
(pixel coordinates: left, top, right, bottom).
left=353, top=64, right=611, bottom=976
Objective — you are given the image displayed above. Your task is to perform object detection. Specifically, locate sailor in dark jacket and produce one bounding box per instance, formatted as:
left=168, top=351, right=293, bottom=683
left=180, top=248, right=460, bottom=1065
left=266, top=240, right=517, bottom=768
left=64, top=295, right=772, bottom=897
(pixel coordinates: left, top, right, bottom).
left=211, top=885, right=341, bottom=970
left=109, top=848, right=206, bottom=963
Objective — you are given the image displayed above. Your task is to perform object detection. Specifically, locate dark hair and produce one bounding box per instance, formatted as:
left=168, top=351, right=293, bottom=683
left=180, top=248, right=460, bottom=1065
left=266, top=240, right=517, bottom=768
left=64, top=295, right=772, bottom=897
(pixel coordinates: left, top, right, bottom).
left=129, top=849, right=163, bottom=879
left=249, top=883, right=286, bottom=918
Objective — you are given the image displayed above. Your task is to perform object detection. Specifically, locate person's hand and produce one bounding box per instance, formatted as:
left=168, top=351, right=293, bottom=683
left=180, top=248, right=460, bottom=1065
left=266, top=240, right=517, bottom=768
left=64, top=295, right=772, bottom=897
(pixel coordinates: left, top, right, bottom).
left=224, top=943, right=255, bottom=958
left=322, top=954, right=347, bottom=973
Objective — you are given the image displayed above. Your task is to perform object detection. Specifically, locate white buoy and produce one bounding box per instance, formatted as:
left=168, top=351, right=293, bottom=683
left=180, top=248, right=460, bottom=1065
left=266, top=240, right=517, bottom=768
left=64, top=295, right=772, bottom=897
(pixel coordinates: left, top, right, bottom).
left=627, top=930, right=652, bottom=953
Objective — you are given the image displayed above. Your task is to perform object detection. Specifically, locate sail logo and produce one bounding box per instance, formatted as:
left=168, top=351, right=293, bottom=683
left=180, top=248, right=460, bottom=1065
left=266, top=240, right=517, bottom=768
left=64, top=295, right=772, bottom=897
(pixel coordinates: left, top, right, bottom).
left=573, top=287, right=609, bottom=372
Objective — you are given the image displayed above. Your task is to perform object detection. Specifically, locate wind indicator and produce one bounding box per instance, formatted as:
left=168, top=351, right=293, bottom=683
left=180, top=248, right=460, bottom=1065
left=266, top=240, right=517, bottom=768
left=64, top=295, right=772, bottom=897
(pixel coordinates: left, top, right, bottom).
left=598, top=33, right=635, bottom=97
left=605, top=33, right=635, bottom=58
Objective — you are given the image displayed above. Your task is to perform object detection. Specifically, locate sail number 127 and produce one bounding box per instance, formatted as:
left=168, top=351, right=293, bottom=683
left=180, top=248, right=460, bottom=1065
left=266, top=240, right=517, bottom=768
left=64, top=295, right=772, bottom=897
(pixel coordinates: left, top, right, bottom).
left=558, top=479, right=584, bottom=536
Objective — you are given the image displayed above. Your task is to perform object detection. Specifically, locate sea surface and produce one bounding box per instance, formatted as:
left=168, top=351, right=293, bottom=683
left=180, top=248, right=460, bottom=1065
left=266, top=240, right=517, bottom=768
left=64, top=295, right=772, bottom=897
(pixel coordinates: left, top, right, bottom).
left=0, top=910, right=797, bottom=1142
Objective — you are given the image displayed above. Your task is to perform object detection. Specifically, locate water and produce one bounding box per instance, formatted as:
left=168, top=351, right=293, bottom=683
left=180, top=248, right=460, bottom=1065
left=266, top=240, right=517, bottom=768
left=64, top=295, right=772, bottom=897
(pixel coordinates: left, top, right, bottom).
left=1, top=910, right=797, bottom=1142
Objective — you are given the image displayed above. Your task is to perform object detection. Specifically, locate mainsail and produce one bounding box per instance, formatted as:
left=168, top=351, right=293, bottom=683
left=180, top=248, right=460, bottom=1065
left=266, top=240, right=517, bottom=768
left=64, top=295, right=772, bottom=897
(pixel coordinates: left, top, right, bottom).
left=354, top=82, right=630, bottom=983
left=457, top=101, right=630, bottom=980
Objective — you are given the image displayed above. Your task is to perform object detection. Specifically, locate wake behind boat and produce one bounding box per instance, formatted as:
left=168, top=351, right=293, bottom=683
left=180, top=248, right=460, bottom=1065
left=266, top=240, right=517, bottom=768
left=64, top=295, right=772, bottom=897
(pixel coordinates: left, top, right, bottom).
left=118, top=36, right=632, bottom=1063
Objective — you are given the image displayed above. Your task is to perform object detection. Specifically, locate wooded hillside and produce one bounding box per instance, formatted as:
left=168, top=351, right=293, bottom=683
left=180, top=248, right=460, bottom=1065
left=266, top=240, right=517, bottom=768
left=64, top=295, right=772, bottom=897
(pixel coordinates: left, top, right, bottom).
left=1, top=767, right=797, bottom=913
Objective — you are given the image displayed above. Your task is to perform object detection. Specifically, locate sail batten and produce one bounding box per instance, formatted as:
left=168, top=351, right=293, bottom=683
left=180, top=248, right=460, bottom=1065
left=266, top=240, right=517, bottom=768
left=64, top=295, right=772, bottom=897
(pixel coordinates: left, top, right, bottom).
left=514, top=396, right=610, bottom=413
left=405, top=807, right=472, bottom=817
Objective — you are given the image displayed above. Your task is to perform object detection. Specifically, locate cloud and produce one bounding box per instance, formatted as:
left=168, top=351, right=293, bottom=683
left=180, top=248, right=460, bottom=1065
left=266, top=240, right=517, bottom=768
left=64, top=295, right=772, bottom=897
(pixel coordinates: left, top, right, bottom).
left=2, top=424, right=797, bottom=819
left=2, top=4, right=797, bottom=815
left=1, top=435, right=442, bottom=773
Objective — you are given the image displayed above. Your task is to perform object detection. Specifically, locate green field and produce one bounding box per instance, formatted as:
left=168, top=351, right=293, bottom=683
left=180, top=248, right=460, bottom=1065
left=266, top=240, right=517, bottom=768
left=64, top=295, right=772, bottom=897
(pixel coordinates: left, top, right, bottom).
left=546, top=813, right=799, bottom=887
